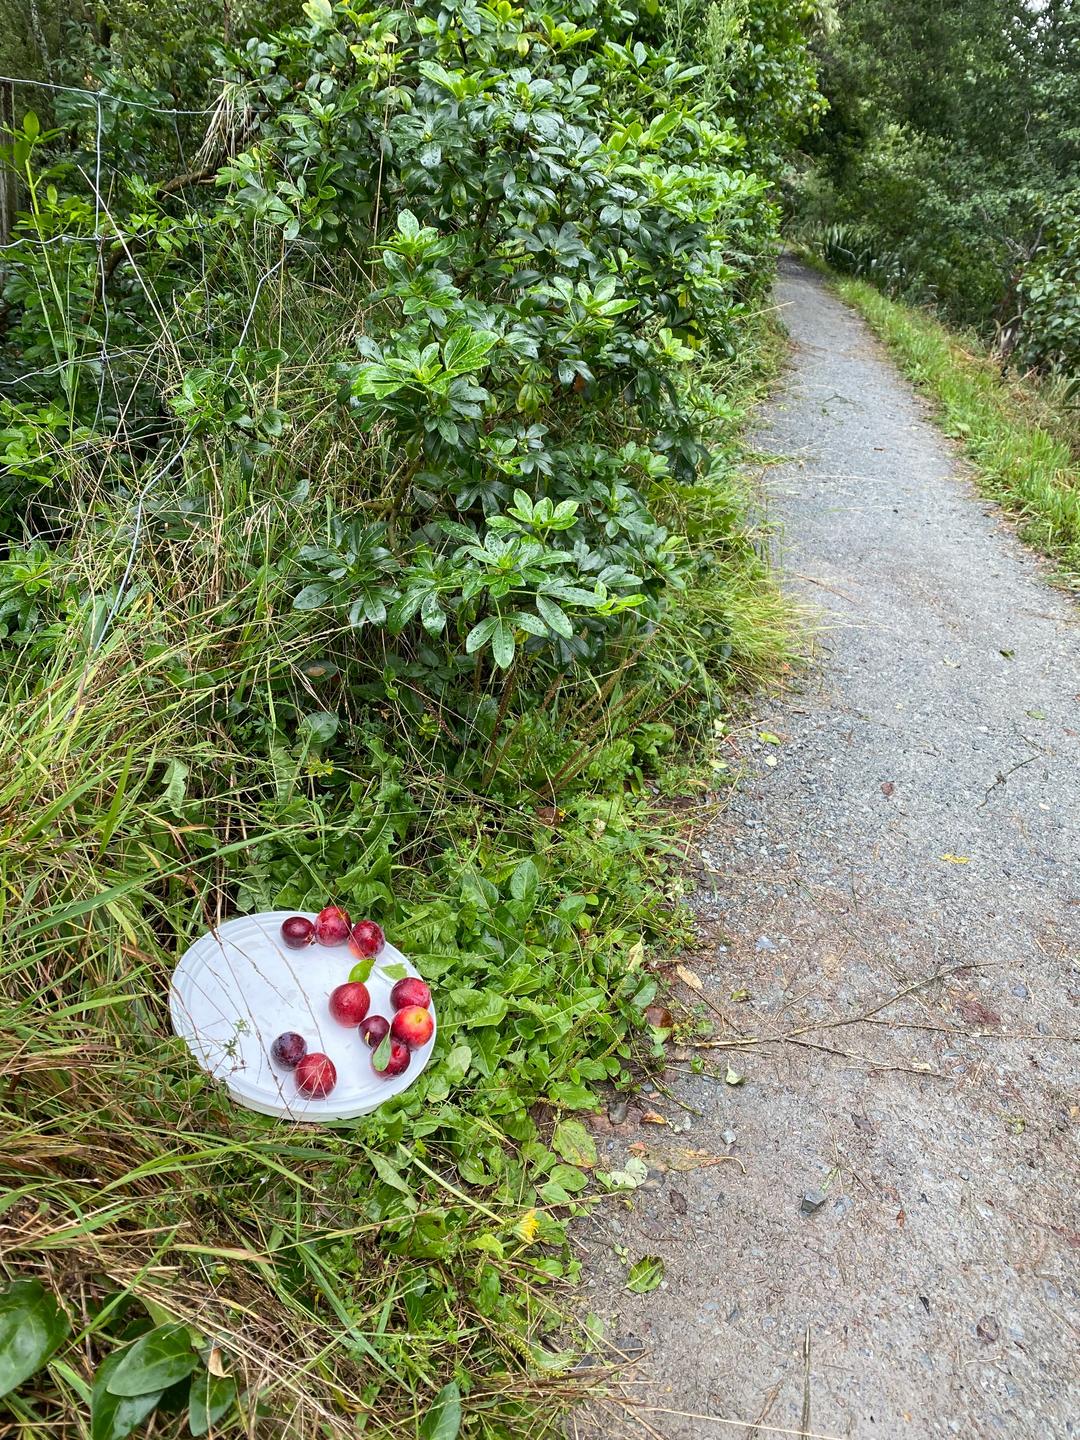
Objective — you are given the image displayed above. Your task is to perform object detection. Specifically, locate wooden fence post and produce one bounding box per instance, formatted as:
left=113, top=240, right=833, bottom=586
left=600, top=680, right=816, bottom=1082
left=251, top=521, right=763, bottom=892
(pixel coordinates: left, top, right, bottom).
left=0, top=78, right=15, bottom=247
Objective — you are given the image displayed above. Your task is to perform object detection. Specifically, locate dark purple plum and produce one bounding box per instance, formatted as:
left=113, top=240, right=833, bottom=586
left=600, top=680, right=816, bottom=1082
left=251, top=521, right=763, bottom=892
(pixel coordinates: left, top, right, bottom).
left=270, top=1031, right=307, bottom=1069
left=358, top=1014, right=390, bottom=1049
left=281, top=915, right=315, bottom=949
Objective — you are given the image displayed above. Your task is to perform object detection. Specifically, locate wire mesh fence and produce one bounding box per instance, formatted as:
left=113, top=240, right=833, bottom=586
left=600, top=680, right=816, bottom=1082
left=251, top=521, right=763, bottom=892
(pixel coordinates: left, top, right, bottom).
left=0, top=67, right=328, bottom=646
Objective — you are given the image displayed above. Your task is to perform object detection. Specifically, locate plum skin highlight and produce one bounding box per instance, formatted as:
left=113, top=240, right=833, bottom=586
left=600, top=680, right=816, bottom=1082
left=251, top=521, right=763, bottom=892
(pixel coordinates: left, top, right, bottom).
left=295, top=1052, right=337, bottom=1097
left=350, top=919, right=385, bottom=958
left=280, top=915, right=315, bottom=949
left=358, top=1014, right=390, bottom=1048
left=329, top=981, right=370, bottom=1025
left=391, top=1005, right=434, bottom=1049
left=315, top=905, right=351, bottom=946
left=390, top=976, right=431, bottom=1011
left=270, top=1031, right=307, bottom=1068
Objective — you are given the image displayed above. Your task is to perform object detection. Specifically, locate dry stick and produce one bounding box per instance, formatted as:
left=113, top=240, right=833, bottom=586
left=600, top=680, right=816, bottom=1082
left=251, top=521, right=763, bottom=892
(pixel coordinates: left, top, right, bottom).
left=646, top=1073, right=702, bottom=1116
left=686, top=964, right=967, bottom=1062
left=859, top=1016, right=1079, bottom=1042
left=784, top=870, right=947, bottom=1021
left=781, top=1034, right=943, bottom=1078
left=800, top=1328, right=812, bottom=1440
left=784, top=962, right=965, bottom=1039
left=481, top=659, right=521, bottom=787
left=791, top=571, right=860, bottom=605
left=672, top=966, right=749, bottom=1035
left=743, top=1382, right=782, bottom=1440
left=617, top=1399, right=845, bottom=1440
left=613, top=1398, right=668, bottom=1440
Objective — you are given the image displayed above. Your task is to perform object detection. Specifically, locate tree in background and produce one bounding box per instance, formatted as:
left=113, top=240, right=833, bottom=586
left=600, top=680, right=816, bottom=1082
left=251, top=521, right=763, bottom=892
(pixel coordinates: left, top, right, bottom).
left=797, top=0, right=1080, bottom=373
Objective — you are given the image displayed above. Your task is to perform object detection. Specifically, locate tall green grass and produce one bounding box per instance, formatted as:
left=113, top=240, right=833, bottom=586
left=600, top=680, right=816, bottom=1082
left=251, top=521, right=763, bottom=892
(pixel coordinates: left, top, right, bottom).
left=832, top=275, right=1080, bottom=589
left=0, top=308, right=793, bottom=1437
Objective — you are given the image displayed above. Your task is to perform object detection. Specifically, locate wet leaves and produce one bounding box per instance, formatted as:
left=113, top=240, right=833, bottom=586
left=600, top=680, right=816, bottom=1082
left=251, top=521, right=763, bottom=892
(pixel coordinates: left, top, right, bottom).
left=625, top=1256, right=665, bottom=1294
left=553, top=1119, right=597, bottom=1169
left=598, top=1157, right=649, bottom=1191
left=0, top=1279, right=70, bottom=1401
left=954, top=995, right=1002, bottom=1027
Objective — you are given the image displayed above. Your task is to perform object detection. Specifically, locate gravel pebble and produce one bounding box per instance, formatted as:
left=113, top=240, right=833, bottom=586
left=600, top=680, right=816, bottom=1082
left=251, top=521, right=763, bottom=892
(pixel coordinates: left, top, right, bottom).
left=577, top=260, right=1080, bottom=1440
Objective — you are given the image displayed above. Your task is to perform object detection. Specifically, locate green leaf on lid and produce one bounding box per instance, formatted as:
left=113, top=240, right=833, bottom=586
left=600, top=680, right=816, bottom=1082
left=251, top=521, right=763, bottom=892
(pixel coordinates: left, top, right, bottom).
left=372, top=1033, right=392, bottom=1070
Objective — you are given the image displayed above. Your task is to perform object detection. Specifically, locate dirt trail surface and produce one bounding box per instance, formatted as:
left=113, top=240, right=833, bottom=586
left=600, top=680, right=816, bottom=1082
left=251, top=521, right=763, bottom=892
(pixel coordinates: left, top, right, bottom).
left=577, top=260, right=1080, bottom=1440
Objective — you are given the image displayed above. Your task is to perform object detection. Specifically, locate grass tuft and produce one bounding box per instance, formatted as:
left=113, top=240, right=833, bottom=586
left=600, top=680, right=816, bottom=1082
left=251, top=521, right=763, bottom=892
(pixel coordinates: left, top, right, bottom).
left=828, top=273, right=1080, bottom=590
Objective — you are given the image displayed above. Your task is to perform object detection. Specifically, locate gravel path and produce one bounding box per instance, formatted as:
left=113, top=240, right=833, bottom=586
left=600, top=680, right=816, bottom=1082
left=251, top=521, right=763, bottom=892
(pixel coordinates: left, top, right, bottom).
left=578, top=259, right=1080, bottom=1440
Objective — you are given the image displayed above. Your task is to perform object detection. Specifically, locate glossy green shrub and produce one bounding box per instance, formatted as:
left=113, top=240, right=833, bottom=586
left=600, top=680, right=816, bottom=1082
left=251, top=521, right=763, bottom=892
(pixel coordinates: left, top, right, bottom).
left=0, top=0, right=817, bottom=1433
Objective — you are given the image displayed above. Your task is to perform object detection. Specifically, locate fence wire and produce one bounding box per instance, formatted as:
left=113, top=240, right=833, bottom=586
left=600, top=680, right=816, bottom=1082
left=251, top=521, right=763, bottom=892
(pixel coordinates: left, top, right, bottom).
left=0, top=71, right=217, bottom=114
left=0, top=71, right=316, bottom=655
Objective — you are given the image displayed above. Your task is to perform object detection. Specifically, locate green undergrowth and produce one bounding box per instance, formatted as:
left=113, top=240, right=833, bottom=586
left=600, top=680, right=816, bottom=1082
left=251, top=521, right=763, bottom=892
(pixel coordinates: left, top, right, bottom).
left=827, top=273, right=1080, bottom=590
left=0, top=323, right=789, bottom=1440
left=0, top=0, right=818, bottom=1430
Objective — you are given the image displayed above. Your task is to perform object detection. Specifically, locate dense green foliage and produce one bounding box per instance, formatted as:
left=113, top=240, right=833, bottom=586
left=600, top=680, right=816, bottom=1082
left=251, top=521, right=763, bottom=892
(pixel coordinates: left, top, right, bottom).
left=0, top=0, right=817, bottom=1434
left=796, top=0, right=1080, bottom=375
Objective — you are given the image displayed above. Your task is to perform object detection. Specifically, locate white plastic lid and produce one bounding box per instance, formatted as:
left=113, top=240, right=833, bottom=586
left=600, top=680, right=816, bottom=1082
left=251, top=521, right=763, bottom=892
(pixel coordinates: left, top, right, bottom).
left=169, top=910, right=436, bottom=1120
